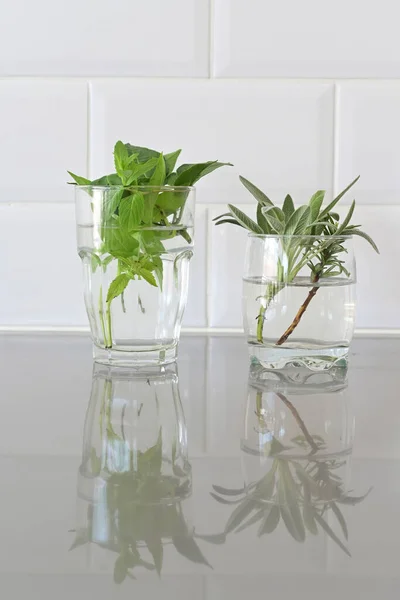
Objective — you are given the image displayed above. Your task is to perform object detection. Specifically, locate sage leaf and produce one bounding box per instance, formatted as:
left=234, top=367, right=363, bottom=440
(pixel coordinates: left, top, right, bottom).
left=261, top=206, right=285, bottom=233
left=308, top=190, right=325, bottom=223
left=314, top=513, right=351, bottom=557
left=235, top=508, right=265, bottom=533
left=173, top=535, right=212, bottom=568
left=331, top=502, right=348, bottom=540
left=228, top=205, right=263, bottom=233
left=282, top=194, right=295, bottom=219
left=212, top=484, right=246, bottom=496
left=258, top=504, right=280, bottom=536
left=225, top=498, right=259, bottom=533
left=284, top=205, right=310, bottom=236
left=239, top=176, right=273, bottom=206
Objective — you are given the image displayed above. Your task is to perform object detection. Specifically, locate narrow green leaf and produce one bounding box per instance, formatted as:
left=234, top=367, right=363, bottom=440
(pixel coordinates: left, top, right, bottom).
left=149, top=154, right=166, bottom=186
left=235, top=508, right=265, bottom=533
left=212, top=484, right=246, bottom=496
left=284, top=205, right=310, bottom=236
left=225, top=499, right=259, bottom=533
left=106, top=273, right=130, bottom=303
left=228, top=205, right=263, bottom=233
left=261, top=206, right=285, bottom=233
left=164, top=149, right=182, bottom=175
left=345, top=229, right=379, bottom=253
left=67, top=171, right=91, bottom=185
left=337, top=200, right=356, bottom=234
left=319, top=176, right=360, bottom=219
left=282, top=194, right=295, bottom=220
left=114, top=556, right=128, bottom=584
left=314, top=513, right=351, bottom=557
left=215, top=218, right=244, bottom=228
left=308, top=190, right=325, bottom=222
left=172, top=535, right=212, bottom=568
left=239, top=175, right=274, bottom=206
left=210, top=492, right=242, bottom=505
left=331, top=502, right=348, bottom=540
left=257, top=202, right=271, bottom=233
left=195, top=533, right=226, bottom=545
left=337, top=487, right=372, bottom=505
left=258, top=504, right=280, bottom=536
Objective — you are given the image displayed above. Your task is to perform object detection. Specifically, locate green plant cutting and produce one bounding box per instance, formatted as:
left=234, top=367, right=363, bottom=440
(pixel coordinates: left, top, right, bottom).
left=214, top=176, right=379, bottom=345
left=69, top=142, right=231, bottom=348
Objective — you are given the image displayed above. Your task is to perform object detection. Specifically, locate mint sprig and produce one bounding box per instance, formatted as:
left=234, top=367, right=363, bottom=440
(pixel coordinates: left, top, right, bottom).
left=70, top=141, right=232, bottom=348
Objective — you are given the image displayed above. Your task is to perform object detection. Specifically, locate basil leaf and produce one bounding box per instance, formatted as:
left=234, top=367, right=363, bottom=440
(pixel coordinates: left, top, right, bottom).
left=119, top=193, right=145, bottom=230
left=106, top=273, right=131, bottom=303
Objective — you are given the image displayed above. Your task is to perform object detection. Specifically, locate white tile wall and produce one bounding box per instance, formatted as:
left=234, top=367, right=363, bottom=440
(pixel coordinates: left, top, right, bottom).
left=0, top=0, right=209, bottom=77
left=0, top=81, right=87, bottom=203
left=1, top=3, right=400, bottom=332
left=213, top=0, right=400, bottom=78
left=90, top=80, right=334, bottom=205
left=337, top=82, right=400, bottom=204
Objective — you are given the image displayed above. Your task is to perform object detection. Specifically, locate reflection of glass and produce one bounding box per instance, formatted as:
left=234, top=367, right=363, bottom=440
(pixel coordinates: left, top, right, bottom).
left=71, top=364, right=210, bottom=584
left=207, top=367, right=370, bottom=557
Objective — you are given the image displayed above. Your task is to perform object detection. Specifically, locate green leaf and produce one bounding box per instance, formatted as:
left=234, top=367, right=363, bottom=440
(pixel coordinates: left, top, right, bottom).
left=174, top=161, right=232, bottom=186
left=69, top=529, right=88, bottom=551
left=172, top=535, right=212, bottom=568
left=261, top=206, right=285, bottom=233
left=258, top=504, right=280, bottom=536
left=225, top=499, right=259, bottom=533
left=139, top=268, right=157, bottom=287
left=337, top=487, right=372, bottom=505
left=344, top=229, right=379, bottom=253
left=114, top=555, right=128, bottom=584
left=282, top=194, right=295, bottom=220
left=125, top=157, right=159, bottom=185
left=212, top=484, right=246, bottom=496
left=257, top=202, right=271, bottom=233
left=149, top=154, right=166, bottom=186
left=195, top=533, right=226, bottom=545
left=164, top=149, right=182, bottom=175
left=319, top=176, right=360, bottom=219
left=104, top=187, right=124, bottom=220
left=239, top=176, right=274, bottom=206
left=337, top=200, right=355, bottom=234
left=235, top=508, right=265, bottom=533
left=215, top=218, right=244, bottom=228
left=284, top=205, right=310, bottom=236
left=124, top=144, right=160, bottom=162
left=314, top=513, right=351, bottom=557
left=228, top=205, right=263, bottom=233
left=331, top=502, right=348, bottom=540
left=90, top=173, right=123, bottom=186
left=114, top=140, right=130, bottom=178
left=67, top=171, right=91, bottom=185
left=106, top=273, right=131, bottom=303
left=119, top=193, right=145, bottom=230
left=308, top=190, right=325, bottom=222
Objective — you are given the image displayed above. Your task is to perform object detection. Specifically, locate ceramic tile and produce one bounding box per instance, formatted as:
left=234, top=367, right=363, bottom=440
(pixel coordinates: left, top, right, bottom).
left=0, top=203, right=86, bottom=326
left=90, top=80, right=334, bottom=206
left=214, top=0, right=400, bottom=78
left=0, top=81, right=87, bottom=203
left=0, top=0, right=209, bottom=76
left=337, top=82, right=400, bottom=204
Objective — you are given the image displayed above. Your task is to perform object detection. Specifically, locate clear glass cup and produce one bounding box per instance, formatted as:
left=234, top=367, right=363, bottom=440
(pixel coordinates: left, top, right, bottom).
left=75, top=185, right=195, bottom=365
left=243, top=234, right=356, bottom=371
left=72, top=364, right=201, bottom=582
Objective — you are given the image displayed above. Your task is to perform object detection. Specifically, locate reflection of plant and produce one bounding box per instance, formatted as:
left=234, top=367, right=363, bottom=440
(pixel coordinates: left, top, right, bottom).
left=71, top=377, right=210, bottom=583
left=208, top=442, right=370, bottom=556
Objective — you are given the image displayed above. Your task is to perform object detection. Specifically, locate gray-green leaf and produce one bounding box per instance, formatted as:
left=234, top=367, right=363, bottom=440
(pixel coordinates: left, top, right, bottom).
left=228, top=205, right=263, bottom=233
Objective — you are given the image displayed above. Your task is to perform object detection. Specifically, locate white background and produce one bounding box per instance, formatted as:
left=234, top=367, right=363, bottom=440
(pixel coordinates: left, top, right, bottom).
left=1, top=0, right=399, bottom=333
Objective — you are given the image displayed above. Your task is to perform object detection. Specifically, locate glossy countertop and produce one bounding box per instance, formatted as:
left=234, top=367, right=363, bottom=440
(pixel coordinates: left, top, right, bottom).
left=0, top=333, right=400, bottom=599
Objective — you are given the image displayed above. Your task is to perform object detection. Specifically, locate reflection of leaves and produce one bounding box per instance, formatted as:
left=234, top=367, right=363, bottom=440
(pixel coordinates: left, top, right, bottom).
left=173, top=535, right=212, bottom=568
left=208, top=439, right=371, bottom=557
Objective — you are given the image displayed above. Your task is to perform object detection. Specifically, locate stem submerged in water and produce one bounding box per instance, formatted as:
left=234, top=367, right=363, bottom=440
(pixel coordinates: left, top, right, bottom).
left=275, top=275, right=320, bottom=346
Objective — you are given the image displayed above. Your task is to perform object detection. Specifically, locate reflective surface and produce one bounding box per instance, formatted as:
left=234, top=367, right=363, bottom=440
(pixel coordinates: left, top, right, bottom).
left=0, top=333, right=400, bottom=598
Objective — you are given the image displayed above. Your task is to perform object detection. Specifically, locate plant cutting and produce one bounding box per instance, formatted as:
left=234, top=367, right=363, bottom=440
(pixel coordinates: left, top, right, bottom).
left=214, top=176, right=379, bottom=371
left=70, top=141, right=231, bottom=365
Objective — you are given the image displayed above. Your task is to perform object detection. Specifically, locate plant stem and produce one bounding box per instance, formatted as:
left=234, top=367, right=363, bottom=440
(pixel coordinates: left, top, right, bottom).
left=256, top=282, right=283, bottom=344
left=276, top=392, right=318, bottom=454
left=275, top=276, right=320, bottom=346
left=106, top=302, right=113, bottom=349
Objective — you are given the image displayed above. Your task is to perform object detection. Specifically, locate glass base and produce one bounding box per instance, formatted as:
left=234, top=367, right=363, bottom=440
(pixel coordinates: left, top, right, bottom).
left=249, top=344, right=349, bottom=372
left=93, top=344, right=177, bottom=366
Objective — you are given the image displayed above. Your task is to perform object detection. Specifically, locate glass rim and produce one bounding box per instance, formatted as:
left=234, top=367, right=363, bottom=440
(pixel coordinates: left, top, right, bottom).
left=74, top=184, right=195, bottom=192
left=248, top=233, right=353, bottom=240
